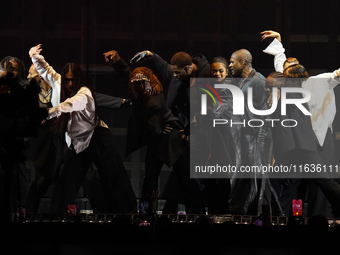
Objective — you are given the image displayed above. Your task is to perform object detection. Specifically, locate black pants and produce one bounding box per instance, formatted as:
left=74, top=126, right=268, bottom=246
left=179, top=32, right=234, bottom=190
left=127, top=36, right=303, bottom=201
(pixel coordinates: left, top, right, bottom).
left=272, top=148, right=340, bottom=217
left=141, top=143, right=165, bottom=201
left=160, top=148, right=206, bottom=214
left=49, top=126, right=136, bottom=214
left=307, top=128, right=335, bottom=217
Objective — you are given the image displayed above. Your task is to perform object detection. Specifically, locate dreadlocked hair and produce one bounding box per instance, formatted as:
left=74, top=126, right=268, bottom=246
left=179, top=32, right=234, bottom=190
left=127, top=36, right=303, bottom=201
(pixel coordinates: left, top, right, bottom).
left=129, top=67, right=163, bottom=99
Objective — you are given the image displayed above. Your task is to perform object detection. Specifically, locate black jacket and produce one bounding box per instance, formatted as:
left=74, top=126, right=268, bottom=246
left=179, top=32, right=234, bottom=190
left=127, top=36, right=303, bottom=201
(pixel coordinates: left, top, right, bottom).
left=238, top=69, right=268, bottom=122
left=272, top=91, right=318, bottom=155
left=126, top=92, right=185, bottom=167
left=111, top=56, right=185, bottom=167
left=147, top=53, right=210, bottom=126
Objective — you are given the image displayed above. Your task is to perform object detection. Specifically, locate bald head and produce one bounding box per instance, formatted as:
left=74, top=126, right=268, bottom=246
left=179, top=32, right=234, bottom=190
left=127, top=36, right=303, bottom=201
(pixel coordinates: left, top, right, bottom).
left=229, top=49, right=253, bottom=78
left=232, top=49, right=252, bottom=65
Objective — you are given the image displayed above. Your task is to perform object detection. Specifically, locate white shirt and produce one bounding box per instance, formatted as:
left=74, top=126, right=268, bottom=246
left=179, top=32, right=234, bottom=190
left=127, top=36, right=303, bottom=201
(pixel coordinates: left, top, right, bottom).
left=263, top=39, right=340, bottom=146
left=31, top=54, right=109, bottom=151
left=47, top=86, right=108, bottom=154
left=31, top=54, right=73, bottom=146
left=31, top=54, right=61, bottom=108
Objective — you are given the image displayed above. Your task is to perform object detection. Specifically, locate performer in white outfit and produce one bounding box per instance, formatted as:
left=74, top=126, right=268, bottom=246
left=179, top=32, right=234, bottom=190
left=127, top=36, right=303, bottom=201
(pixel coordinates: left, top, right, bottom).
left=261, top=30, right=340, bottom=217
left=28, top=45, right=136, bottom=214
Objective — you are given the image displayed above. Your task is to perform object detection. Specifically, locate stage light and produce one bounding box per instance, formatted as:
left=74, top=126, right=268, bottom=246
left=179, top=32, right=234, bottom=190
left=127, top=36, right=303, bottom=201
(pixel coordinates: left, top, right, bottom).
left=105, top=214, right=114, bottom=223
left=326, top=219, right=334, bottom=227
left=169, top=214, right=178, bottom=223
left=278, top=216, right=288, bottom=225
left=178, top=214, right=186, bottom=223
left=233, top=215, right=242, bottom=224
left=139, top=221, right=150, bottom=226
left=212, top=214, right=232, bottom=224
left=96, top=214, right=105, bottom=223
left=80, top=210, right=93, bottom=214
left=186, top=214, right=196, bottom=223
left=59, top=214, right=68, bottom=222
left=241, top=215, right=251, bottom=224
left=213, top=215, right=224, bottom=224
left=79, top=213, right=87, bottom=223
left=224, top=215, right=232, bottom=222
left=87, top=214, right=96, bottom=223
left=271, top=216, right=278, bottom=225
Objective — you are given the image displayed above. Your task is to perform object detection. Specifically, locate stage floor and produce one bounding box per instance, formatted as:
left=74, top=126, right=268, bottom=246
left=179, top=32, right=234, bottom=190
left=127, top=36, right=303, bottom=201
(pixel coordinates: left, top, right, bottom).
left=2, top=215, right=340, bottom=255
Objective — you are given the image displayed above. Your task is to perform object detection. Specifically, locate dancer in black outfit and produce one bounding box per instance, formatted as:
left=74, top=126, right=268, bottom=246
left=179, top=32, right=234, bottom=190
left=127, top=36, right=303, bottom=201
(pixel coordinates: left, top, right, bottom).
left=227, top=49, right=273, bottom=215
left=126, top=67, right=186, bottom=204
left=130, top=50, right=209, bottom=213
left=104, top=50, right=205, bottom=213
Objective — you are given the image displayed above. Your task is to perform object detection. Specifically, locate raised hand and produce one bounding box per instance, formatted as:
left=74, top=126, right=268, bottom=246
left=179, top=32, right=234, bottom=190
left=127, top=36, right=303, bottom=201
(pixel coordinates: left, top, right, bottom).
left=334, top=68, right=340, bottom=78
left=29, top=44, right=43, bottom=58
left=260, top=30, right=281, bottom=42
left=130, top=50, right=152, bottom=63
left=103, top=50, right=120, bottom=64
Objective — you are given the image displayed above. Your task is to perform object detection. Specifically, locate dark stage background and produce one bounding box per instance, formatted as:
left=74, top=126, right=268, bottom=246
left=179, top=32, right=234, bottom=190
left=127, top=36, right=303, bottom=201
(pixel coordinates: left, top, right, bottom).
left=1, top=0, right=340, bottom=212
